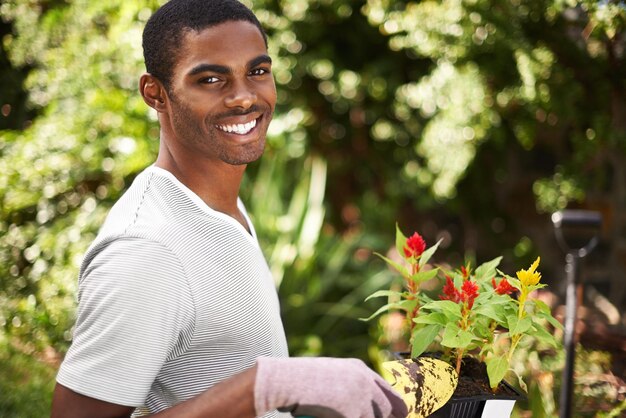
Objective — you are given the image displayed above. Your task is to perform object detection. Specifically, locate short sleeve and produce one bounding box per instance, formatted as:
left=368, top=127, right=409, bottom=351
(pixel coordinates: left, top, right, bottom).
left=56, top=238, right=194, bottom=406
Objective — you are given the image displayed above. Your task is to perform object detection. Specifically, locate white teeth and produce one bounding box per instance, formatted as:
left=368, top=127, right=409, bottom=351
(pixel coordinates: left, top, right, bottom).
left=216, top=119, right=257, bottom=135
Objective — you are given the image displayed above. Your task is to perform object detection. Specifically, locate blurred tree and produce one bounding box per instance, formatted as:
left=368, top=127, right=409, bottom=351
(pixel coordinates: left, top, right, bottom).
left=0, top=0, right=162, bottom=353
left=376, top=0, right=626, bottom=306
left=0, top=14, right=33, bottom=131
left=255, top=0, right=626, bottom=304
left=0, top=0, right=624, bottom=368
left=1, top=0, right=625, bottom=416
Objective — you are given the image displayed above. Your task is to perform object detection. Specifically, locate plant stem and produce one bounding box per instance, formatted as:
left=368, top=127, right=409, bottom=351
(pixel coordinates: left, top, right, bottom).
left=510, top=290, right=527, bottom=361
left=407, top=261, right=420, bottom=333
left=518, top=292, right=526, bottom=320
left=507, top=334, right=521, bottom=362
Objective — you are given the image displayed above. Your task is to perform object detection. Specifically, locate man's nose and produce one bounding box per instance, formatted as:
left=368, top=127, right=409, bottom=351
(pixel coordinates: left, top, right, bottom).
left=224, top=79, right=257, bottom=109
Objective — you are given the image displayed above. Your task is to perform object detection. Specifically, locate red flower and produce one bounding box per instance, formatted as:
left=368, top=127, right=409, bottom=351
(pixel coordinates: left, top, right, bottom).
left=403, top=232, right=426, bottom=259
left=440, top=275, right=461, bottom=303
left=461, top=280, right=479, bottom=309
left=460, top=265, right=471, bottom=280
left=441, top=277, right=479, bottom=309
left=492, top=277, right=515, bottom=295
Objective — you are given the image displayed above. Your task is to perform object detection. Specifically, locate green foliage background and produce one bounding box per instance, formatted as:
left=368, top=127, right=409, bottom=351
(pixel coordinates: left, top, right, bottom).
left=0, top=0, right=624, bottom=416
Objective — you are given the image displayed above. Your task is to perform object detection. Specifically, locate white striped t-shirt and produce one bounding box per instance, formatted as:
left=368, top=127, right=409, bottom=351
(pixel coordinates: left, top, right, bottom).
left=57, top=166, right=289, bottom=417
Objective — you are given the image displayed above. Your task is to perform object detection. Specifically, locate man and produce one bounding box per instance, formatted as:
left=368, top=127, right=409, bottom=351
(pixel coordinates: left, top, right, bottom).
left=50, top=1, right=408, bottom=417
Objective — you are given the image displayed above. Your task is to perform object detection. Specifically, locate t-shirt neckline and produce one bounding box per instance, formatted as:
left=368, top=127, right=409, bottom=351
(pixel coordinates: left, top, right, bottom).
left=146, top=165, right=259, bottom=246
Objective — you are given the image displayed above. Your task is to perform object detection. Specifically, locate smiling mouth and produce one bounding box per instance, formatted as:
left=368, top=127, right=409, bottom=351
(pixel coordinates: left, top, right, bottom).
left=215, top=118, right=258, bottom=135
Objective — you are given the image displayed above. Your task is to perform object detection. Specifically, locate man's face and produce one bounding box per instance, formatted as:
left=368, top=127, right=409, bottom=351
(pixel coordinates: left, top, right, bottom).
left=165, top=20, right=276, bottom=166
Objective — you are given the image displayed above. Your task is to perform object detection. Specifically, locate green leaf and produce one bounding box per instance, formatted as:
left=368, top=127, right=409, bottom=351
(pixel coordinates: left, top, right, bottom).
left=410, top=324, right=441, bottom=358
left=413, top=312, right=447, bottom=326
left=533, top=300, right=562, bottom=330
left=473, top=256, right=502, bottom=282
left=359, top=304, right=395, bottom=322
left=420, top=293, right=434, bottom=304
left=395, top=223, right=408, bottom=259
left=359, top=298, right=417, bottom=321
left=490, top=293, right=515, bottom=305
left=486, top=355, right=509, bottom=389
left=364, top=289, right=404, bottom=302
left=441, top=323, right=473, bottom=348
left=536, top=310, right=563, bottom=330
left=396, top=298, right=420, bottom=312
left=529, top=321, right=559, bottom=347
left=422, top=300, right=462, bottom=319
left=512, top=369, right=528, bottom=394
left=411, top=267, right=439, bottom=284
left=473, top=292, right=491, bottom=305
left=441, top=323, right=460, bottom=347
left=507, top=315, right=532, bottom=336
left=375, top=252, right=409, bottom=278
left=458, top=329, right=474, bottom=347
left=533, top=299, right=552, bottom=314
left=474, top=304, right=505, bottom=323
left=419, top=238, right=442, bottom=268
left=473, top=324, right=494, bottom=340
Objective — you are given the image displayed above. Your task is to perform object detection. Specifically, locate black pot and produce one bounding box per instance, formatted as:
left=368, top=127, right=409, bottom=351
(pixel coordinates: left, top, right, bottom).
left=427, top=380, right=524, bottom=418
left=392, top=352, right=525, bottom=418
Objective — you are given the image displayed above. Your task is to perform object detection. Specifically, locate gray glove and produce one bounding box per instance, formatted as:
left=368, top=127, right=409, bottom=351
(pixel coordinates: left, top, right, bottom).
left=254, top=357, right=408, bottom=418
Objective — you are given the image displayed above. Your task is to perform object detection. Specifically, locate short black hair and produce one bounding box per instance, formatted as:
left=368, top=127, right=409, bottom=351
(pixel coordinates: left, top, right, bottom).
left=142, top=0, right=267, bottom=90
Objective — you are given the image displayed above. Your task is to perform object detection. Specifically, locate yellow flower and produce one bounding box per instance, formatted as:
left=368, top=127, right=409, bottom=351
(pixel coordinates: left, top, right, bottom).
left=516, top=256, right=541, bottom=287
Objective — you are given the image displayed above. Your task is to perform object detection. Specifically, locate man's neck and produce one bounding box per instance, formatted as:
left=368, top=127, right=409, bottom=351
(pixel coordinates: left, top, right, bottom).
left=155, top=153, right=250, bottom=232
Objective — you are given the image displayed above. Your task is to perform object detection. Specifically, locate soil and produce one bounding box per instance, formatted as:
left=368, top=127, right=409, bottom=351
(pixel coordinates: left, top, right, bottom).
left=397, top=352, right=522, bottom=400
left=453, top=357, right=520, bottom=399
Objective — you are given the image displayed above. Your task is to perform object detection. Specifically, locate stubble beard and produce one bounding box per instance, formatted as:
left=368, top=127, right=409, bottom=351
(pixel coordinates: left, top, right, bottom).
left=169, top=94, right=271, bottom=166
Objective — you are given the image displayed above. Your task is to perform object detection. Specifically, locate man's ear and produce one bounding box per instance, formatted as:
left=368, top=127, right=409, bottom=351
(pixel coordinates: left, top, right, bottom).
left=139, top=73, right=168, bottom=112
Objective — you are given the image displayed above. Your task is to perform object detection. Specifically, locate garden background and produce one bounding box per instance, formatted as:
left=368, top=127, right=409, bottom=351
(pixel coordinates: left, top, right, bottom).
left=1, top=0, right=625, bottom=416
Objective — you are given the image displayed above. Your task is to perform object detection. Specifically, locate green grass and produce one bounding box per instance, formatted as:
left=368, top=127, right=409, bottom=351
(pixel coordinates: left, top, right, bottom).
left=0, top=341, right=57, bottom=418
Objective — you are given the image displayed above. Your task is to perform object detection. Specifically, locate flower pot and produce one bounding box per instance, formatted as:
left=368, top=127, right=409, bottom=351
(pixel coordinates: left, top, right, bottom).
left=427, top=379, right=524, bottom=418
left=391, top=353, right=525, bottom=418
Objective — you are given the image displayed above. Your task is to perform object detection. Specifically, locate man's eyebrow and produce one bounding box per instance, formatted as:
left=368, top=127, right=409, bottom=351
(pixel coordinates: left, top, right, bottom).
left=188, top=64, right=230, bottom=77
left=187, top=55, right=272, bottom=77
left=248, top=54, right=272, bottom=68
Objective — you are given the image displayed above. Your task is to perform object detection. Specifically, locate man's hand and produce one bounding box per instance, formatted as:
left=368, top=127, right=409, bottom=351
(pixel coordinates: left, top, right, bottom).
left=51, top=384, right=135, bottom=418
left=50, top=366, right=258, bottom=418
left=51, top=357, right=408, bottom=418
left=254, top=357, right=409, bottom=418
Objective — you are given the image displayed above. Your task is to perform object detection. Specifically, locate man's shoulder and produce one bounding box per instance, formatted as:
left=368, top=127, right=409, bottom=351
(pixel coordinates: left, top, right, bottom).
left=101, top=167, right=199, bottom=235
left=78, top=168, right=186, bottom=270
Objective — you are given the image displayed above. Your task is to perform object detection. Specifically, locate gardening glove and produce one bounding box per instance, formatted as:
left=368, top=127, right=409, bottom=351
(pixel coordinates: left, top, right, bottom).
left=254, top=356, right=409, bottom=418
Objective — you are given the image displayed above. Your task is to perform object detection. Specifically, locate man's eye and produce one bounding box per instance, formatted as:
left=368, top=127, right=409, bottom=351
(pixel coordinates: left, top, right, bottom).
left=200, top=76, right=220, bottom=84
left=250, top=68, right=270, bottom=76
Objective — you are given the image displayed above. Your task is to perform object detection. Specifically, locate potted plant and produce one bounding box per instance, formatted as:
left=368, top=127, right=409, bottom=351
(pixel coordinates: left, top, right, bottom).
left=364, top=225, right=562, bottom=418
